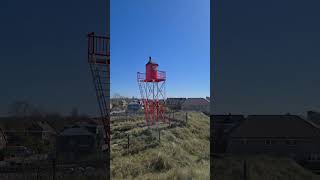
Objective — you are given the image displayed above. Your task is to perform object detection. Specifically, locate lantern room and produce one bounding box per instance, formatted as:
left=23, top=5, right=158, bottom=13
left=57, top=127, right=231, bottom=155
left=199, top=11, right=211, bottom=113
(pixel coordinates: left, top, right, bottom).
left=144, top=57, right=165, bottom=82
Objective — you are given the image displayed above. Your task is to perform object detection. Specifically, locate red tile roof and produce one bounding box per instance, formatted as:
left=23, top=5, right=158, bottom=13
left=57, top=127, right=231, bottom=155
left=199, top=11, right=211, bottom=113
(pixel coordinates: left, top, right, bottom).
left=182, top=98, right=210, bottom=106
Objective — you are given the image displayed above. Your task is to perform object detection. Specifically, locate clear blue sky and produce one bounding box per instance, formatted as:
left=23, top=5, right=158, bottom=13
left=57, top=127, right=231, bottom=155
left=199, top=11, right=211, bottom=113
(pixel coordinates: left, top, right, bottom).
left=0, top=0, right=208, bottom=116
left=111, top=0, right=210, bottom=98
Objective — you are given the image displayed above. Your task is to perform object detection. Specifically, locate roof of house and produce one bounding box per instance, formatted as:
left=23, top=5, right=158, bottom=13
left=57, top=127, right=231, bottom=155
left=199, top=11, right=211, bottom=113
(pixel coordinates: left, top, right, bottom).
left=166, top=98, right=186, bottom=102
left=212, top=115, right=245, bottom=123
left=59, top=127, right=94, bottom=136
left=182, top=98, right=210, bottom=106
left=230, top=115, right=320, bottom=138
left=75, top=121, right=97, bottom=127
left=90, top=117, right=104, bottom=126
left=37, top=121, right=56, bottom=133
left=166, top=98, right=187, bottom=100
left=27, top=122, right=43, bottom=130
left=128, top=102, right=140, bottom=105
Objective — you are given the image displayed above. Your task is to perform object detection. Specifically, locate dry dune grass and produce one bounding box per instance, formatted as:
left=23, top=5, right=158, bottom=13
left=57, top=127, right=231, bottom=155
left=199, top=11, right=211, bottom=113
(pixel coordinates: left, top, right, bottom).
left=110, top=111, right=320, bottom=180
left=212, top=154, right=320, bottom=180
left=111, top=111, right=210, bottom=180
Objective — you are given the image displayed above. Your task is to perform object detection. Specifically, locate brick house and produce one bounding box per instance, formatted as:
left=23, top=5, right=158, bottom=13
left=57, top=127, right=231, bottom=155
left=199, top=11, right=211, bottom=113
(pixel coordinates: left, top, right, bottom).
left=181, top=98, right=210, bottom=113
left=27, top=121, right=56, bottom=144
left=166, top=98, right=186, bottom=110
left=57, top=125, right=95, bottom=161
left=227, top=115, right=320, bottom=164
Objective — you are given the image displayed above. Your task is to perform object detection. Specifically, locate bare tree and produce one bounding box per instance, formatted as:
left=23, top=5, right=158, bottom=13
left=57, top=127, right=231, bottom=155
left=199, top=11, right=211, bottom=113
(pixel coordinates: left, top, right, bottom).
left=8, top=100, right=35, bottom=117
left=112, top=93, right=120, bottom=99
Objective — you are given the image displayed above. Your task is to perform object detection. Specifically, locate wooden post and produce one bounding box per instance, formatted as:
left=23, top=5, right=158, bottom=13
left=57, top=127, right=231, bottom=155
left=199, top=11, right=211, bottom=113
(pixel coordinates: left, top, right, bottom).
left=186, top=112, right=188, bottom=124
left=158, top=130, right=161, bottom=143
left=36, top=146, right=40, bottom=180
left=36, top=166, right=40, bottom=180
left=52, top=158, right=56, bottom=180
left=127, top=134, right=130, bottom=154
left=22, top=157, right=26, bottom=180
left=243, top=160, right=248, bottom=180
left=126, top=111, right=128, bottom=121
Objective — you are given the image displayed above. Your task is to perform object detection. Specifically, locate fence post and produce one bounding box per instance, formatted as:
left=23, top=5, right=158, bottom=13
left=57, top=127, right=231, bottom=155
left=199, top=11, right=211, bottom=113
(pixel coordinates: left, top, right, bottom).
left=36, top=146, right=40, bottom=180
left=243, top=160, right=248, bottom=180
left=158, top=130, right=161, bottom=143
left=37, top=166, right=40, bottom=180
left=186, top=112, right=188, bottom=124
left=52, top=158, right=56, bottom=180
left=127, top=134, right=130, bottom=154
left=126, top=111, right=128, bottom=121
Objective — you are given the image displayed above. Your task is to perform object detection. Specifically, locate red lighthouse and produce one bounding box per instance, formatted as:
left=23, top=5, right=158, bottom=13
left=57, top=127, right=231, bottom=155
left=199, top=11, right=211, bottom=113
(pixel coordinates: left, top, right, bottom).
left=138, top=57, right=166, bottom=126
left=145, top=58, right=158, bottom=81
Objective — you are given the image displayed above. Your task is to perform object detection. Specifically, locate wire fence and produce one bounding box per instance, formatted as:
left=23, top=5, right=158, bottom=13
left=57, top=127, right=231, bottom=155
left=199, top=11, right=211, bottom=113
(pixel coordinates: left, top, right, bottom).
left=0, top=158, right=108, bottom=180
left=0, top=111, right=190, bottom=180
left=111, top=111, right=189, bottom=155
left=0, top=126, right=108, bottom=180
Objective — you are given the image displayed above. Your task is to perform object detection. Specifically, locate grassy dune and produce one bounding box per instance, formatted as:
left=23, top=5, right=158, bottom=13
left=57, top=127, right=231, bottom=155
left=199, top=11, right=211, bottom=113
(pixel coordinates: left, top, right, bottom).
left=110, top=111, right=319, bottom=180
left=111, top=111, right=210, bottom=180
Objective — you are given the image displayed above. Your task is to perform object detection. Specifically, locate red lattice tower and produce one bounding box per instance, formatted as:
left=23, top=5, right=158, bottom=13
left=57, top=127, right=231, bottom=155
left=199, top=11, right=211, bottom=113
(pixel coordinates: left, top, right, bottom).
left=87, top=32, right=110, bottom=151
left=137, top=57, right=167, bottom=127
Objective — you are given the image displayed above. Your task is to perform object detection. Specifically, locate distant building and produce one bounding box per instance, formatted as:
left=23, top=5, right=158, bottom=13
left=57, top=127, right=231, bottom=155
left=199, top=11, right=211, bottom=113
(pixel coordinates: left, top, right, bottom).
left=3, top=131, right=22, bottom=146
left=26, top=122, right=42, bottom=139
left=166, top=98, right=186, bottom=110
left=227, top=115, right=320, bottom=164
left=26, top=121, right=56, bottom=144
left=111, top=99, right=128, bottom=110
left=57, top=126, right=95, bottom=161
left=181, top=98, right=210, bottom=113
left=127, top=101, right=141, bottom=112
left=72, top=121, right=98, bottom=134
left=4, top=146, right=32, bottom=158
left=38, top=121, right=56, bottom=147
left=63, top=119, right=99, bottom=134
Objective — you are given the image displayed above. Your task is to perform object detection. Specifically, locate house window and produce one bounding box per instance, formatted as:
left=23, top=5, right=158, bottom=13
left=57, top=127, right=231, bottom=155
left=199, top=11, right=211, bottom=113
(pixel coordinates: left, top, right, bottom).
left=265, top=139, right=273, bottom=145
left=241, top=139, right=248, bottom=145
left=286, top=139, right=297, bottom=146
left=308, top=154, right=319, bottom=161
